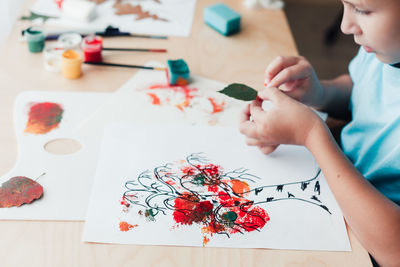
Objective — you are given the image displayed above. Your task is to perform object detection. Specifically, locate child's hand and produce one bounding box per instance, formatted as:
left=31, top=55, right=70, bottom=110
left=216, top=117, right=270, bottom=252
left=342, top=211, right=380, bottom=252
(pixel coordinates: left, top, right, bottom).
left=265, top=56, right=324, bottom=107
left=239, top=87, right=323, bottom=154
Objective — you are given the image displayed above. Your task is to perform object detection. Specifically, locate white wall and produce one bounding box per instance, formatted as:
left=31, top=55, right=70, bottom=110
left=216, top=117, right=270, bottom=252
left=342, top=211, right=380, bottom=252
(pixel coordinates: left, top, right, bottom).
left=0, top=0, right=26, bottom=47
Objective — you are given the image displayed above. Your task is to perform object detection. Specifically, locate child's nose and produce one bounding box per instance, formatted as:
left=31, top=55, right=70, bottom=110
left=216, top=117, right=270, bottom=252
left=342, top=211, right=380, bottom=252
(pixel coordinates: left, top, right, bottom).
left=340, top=10, right=362, bottom=36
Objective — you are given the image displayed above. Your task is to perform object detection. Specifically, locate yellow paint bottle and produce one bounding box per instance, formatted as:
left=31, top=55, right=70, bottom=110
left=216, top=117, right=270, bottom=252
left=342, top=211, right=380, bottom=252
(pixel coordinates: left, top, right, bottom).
left=61, top=50, right=82, bottom=79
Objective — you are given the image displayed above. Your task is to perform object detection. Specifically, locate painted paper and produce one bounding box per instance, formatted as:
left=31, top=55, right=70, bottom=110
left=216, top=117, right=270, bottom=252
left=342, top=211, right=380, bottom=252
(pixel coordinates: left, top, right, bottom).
left=75, top=64, right=246, bottom=141
left=31, top=0, right=197, bottom=37
left=83, top=123, right=351, bottom=251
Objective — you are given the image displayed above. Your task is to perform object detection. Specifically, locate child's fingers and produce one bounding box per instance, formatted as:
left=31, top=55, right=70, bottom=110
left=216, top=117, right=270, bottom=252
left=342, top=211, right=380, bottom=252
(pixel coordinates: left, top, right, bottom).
left=238, top=104, right=251, bottom=123
left=257, top=87, right=282, bottom=102
left=245, top=137, right=264, bottom=146
left=259, top=145, right=279, bottom=154
left=239, top=121, right=258, bottom=139
left=238, top=105, right=259, bottom=139
left=268, top=63, right=309, bottom=89
left=265, top=56, right=299, bottom=83
left=249, top=102, right=266, bottom=124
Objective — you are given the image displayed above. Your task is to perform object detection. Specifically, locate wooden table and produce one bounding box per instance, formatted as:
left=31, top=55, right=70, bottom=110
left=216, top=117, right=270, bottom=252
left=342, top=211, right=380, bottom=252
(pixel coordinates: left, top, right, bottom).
left=0, top=0, right=372, bottom=266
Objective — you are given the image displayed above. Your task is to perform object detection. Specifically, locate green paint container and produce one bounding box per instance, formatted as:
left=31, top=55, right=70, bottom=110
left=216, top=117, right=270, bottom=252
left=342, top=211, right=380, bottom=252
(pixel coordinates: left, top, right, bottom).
left=25, top=27, right=45, bottom=53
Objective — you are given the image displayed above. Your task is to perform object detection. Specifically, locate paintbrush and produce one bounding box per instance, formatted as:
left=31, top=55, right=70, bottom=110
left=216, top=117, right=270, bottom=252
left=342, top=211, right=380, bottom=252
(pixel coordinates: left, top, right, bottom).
left=84, top=61, right=166, bottom=71
left=102, top=47, right=167, bottom=53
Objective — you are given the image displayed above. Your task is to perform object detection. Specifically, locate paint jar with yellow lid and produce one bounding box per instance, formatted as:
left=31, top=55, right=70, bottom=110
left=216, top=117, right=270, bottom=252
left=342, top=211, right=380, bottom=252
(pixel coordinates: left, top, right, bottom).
left=61, top=50, right=82, bottom=79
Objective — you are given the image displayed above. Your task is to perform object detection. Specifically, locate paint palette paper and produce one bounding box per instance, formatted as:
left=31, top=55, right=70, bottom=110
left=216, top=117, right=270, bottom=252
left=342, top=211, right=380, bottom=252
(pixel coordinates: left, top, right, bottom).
left=83, top=123, right=351, bottom=251
left=0, top=91, right=110, bottom=220
left=31, top=0, right=197, bottom=37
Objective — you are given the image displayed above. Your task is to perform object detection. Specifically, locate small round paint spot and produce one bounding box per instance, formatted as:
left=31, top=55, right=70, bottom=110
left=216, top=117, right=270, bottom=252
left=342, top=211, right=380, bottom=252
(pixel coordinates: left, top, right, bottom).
left=44, top=138, right=82, bottom=155
left=222, top=211, right=237, bottom=222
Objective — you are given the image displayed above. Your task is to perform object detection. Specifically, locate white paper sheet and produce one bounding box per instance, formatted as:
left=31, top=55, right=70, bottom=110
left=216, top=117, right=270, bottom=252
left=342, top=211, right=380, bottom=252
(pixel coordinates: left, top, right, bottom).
left=31, top=0, right=197, bottom=37
left=83, top=123, right=351, bottom=251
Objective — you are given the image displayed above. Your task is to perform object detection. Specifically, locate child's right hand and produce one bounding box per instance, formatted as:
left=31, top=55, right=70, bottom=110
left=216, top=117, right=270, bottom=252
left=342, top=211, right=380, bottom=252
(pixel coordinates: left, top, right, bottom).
left=265, top=56, right=324, bottom=107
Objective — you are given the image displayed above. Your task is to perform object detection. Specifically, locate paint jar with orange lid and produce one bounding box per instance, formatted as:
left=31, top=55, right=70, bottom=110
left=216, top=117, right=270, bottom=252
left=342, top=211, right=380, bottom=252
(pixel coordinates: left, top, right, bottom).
left=61, top=50, right=82, bottom=79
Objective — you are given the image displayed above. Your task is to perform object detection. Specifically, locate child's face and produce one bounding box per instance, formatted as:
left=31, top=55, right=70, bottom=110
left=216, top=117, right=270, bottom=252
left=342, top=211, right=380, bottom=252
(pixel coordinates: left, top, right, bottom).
left=341, top=0, right=400, bottom=64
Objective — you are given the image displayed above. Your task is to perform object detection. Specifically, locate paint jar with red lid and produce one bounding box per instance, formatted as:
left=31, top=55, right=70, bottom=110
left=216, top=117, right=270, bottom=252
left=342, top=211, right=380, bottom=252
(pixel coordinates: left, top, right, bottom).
left=81, top=35, right=103, bottom=62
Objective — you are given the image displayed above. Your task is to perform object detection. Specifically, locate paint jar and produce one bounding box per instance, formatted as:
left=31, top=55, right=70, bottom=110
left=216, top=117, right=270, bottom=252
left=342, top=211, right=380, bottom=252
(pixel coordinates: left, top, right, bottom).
left=61, top=49, right=82, bottom=79
left=81, top=35, right=102, bottom=62
left=58, top=33, right=82, bottom=50
left=25, top=26, right=45, bottom=53
left=43, top=44, right=64, bottom=72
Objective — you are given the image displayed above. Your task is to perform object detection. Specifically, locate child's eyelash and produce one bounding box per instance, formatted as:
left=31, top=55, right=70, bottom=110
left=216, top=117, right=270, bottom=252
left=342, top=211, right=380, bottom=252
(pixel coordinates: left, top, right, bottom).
left=354, top=8, right=370, bottom=15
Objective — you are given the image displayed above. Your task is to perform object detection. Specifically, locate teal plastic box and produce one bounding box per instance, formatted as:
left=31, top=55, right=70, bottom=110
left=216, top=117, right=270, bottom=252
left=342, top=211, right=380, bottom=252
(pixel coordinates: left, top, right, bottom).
left=203, top=3, right=241, bottom=36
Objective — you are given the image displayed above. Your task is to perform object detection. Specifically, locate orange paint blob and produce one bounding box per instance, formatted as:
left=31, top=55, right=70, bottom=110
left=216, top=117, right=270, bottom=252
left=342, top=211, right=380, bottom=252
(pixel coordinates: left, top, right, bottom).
left=208, top=97, right=225, bottom=114
left=147, top=93, right=161, bottom=105
left=230, top=179, right=250, bottom=196
left=119, top=221, right=138, bottom=232
left=175, top=76, right=189, bottom=86
left=202, top=236, right=210, bottom=246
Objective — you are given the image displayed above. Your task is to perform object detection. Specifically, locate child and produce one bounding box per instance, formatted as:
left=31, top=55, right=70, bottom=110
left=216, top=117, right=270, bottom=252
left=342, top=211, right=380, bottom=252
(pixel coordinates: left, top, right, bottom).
left=239, top=0, right=400, bottom=266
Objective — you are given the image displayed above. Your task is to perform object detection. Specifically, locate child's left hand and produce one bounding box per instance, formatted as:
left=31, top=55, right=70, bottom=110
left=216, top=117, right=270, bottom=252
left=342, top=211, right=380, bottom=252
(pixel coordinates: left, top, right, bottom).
left=239, top=87, right=324, bottom=154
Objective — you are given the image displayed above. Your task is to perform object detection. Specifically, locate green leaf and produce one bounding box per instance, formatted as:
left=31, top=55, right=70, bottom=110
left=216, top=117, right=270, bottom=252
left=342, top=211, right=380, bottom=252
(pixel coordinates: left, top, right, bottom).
left=20, top=12, right=54, bottom=22
left=218, top=83, right=258, bottom=101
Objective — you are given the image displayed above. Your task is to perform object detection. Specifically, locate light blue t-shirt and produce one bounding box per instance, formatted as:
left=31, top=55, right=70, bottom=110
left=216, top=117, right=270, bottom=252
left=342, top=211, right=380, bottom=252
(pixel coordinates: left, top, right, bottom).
left=341, top=47, right=400, bottom=205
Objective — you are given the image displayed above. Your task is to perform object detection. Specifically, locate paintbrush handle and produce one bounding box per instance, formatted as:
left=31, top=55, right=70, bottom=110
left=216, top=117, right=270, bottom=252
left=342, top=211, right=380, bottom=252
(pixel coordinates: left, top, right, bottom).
left=102, top=47, right=167, bottom=53
left=84, top=61, right=166, bottom=71
left=128, top=34, right=168, bottom=39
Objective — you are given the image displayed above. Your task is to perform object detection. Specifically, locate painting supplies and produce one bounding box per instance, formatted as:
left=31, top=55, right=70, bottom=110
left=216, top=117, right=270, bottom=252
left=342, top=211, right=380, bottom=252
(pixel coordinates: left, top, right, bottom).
left=83, top=61, right=166, bottom=71
left=167, top=59, right=190, bottom=86
left=62, top=49, right=82, bottom=79
left=204, top=3, right=241, bottom=36
left=81, top=35, right=103, bottom=63
left=95, top=26, right=168, bottom=39
left=102, top=48, right=167, bottom=53
left=43, top=44, right=64, bottom=72
left=25, top=26, right=46, bottom=53
left=84, top=59, right=190, bottom=86
left=61, top=0, right=96, bottom=23
left=58, top=32, right=82, bottom=50
left=21, top=26, right=168, bottom=41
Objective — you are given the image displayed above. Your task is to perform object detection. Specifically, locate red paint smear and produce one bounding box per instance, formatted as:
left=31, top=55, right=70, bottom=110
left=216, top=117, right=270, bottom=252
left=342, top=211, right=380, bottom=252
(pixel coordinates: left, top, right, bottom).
left=120, top=197, right=130, bottom=207
left=147, top=93, right=161, bottom=105
left=54, top=0, right=63, bottom=8
left=199, top=164, right=221, bottom=179
left=25, top=102, right=64, bottom=134
left=202, top=236, right=210, bottom=246
left=165, top=68, right=170, bottom=86
left=0, top=176, right=43, bottom=208
left=119, top=221, right=138, bottom=232
left=165, top=180, right=175, bottom=186
left=208, top=97, right=225, bottom=114
left=181, top=166, right=197, bottom=176
left=148, top=83, right=198, bottom=112
left=173, top=193, right=213, bottom=225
